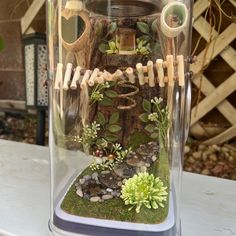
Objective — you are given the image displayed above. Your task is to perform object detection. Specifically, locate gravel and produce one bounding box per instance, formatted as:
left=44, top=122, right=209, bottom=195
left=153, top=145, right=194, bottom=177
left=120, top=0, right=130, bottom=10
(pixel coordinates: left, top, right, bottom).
left=184, top=142, right=236, bottom=180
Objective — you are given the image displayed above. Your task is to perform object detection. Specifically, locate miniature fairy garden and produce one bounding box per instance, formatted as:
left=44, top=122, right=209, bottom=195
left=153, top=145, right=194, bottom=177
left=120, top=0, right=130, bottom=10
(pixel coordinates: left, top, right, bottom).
left=57, top=16, right=171, bottom=223
left=61, top=90, right=170, bottom=223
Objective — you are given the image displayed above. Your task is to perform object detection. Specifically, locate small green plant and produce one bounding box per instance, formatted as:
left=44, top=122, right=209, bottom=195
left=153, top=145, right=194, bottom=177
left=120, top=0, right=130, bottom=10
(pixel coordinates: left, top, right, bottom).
left=139, top=97, right=168, bottom=145
left=121, top=172, right=168, bottom=213
left=136, top=38, right=151, bottom=55
left=90, top=82, right=110, bottom=105
left=90, top=143, right=132, bottom=171
left=96, top=111, right=121, bottom=145
left=136, top=21, right=161, bottom=54
left=98, top=21, right=118, bottom=54
left=106, top=40, right=119, bottom=54
left=66, top=121, right=100, bottom=147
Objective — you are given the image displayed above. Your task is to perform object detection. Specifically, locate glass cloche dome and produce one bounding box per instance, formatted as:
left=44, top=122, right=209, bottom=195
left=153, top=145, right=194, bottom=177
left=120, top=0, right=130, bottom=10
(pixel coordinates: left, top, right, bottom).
left=47, top=0, right=193, bottom=235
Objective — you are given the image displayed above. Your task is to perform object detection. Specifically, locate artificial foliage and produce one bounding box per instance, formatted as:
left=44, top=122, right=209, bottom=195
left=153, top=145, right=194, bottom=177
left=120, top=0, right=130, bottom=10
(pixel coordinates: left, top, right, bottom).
left=121, top=172, right=168, bottom=213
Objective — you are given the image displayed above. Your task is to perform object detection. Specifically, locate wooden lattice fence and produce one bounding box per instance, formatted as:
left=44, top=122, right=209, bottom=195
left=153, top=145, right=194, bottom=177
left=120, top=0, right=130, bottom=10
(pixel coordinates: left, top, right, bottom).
left=190, top=0, right=236, bottom=145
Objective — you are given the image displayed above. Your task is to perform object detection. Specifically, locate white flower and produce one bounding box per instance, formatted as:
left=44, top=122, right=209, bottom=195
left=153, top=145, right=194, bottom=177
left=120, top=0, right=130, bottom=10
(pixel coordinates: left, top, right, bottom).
left=148, top=113, right=159, bottom=122
left=151, top=97, right=163, bottom=104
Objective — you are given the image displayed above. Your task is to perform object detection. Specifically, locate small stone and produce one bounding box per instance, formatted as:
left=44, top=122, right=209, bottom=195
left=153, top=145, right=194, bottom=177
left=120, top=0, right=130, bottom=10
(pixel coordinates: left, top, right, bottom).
left=209, top=154, right=217, bottom=162
left=91, top=172, right=98, bottom=180
left=202, top=150, right=211, bottom=160
left=101, top=170, right=110, bottom=174
left=224, top=152, right=230, bottom=158
left=184, top=145, right=190, bottom=154
left=221, top=147, right=229, bottom=153
left=75, top=182, right=80, bottom=187
left=90, top=196, right=101, bottom=202
left=151, top=155, right=157, bottom=162
left=88, top=185, right=103, bottom=197
left=185, top=167, right=193, bottom=172
left=212, top=144, right=220, bottom=151
left=106, top=188, right=113, bottom=193
left=99, top=172, right=120, bottom=189
left=83, top=175, right=91, bottom=181
left=79, top=179, right=85, bottom=185
left=228, top=156, right=234, bottom=163
left=102, top=194, right=113, bottom=200
left=145, top=163, right=150, bottom=167
left=198, top=144, right=206, bottom=151
left=212, top=165, right=224, bottom=175
left=114, top=163, right=136, bottom=178
left=101, top=189, right=107, bottom=195
left=111, top=191, right=120, bottom=197
left=188, top=156, right=195, bottom=163
left=76, top=188, right=83, bottom=197
left=141, top=166, right=147, bottom=172
left=118, top=181, right=123, bottom=187
left=201, top=169, right=210, bottom=175
left=192, top=151, right=202, bottom=159
left=127, top=157, right=145, bottom=167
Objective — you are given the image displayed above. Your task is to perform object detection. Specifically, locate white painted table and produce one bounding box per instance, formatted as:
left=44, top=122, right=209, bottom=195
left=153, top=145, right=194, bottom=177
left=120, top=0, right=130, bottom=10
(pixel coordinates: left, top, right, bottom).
left=0, top=140, right=235, bottom=236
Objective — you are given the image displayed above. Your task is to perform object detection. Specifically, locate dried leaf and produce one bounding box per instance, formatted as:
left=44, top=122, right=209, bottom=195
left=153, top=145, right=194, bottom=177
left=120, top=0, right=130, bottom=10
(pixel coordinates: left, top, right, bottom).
left=109, top=112, right=119, bottom=124
left=137, top=22, right=149, bottom=34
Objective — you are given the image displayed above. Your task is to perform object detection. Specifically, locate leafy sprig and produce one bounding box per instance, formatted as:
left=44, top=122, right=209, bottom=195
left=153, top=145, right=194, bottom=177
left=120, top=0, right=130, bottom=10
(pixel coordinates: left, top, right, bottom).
left=96, top=111, right=121, bottom=146
left=139, top=97, right=169, bottom=144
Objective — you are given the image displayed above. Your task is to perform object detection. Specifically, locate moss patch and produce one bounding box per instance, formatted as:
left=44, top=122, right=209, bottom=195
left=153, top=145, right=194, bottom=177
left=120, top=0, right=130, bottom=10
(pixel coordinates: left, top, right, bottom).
left=61, top=146, right=170, bottom=224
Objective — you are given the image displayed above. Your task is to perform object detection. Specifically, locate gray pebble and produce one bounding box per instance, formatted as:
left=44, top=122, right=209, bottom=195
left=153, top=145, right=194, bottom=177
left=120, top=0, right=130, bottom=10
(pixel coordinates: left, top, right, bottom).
left=92, top=172, right=98, bottom=180
left=112, top=191, right=121, bottom=197
left=90, top=196, right=101, bottom=202
left=76, top=188, right=83, bottom=198
left=152, top=155, right=157, bottom=162
left=140, top=166, right=147, bottom=172
left=145, top=163, right=150, bottom=167
left=79, top=178, right=86, bottom=185
left=102, top=195, right=113, bottom=200
left=106, top=188, right=113, bottom=193
left=83, top=175, right=91, bottom=181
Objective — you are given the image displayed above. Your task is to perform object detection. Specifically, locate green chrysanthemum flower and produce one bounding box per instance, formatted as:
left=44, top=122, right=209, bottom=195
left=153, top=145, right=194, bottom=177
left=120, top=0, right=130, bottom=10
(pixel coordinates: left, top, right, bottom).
left=121, top=172, right=168, bottom=213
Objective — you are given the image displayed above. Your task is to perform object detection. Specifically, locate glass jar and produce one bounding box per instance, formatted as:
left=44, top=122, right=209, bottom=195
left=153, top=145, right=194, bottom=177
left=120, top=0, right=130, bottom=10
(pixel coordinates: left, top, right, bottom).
left=47, top=0, right=193, bottom=235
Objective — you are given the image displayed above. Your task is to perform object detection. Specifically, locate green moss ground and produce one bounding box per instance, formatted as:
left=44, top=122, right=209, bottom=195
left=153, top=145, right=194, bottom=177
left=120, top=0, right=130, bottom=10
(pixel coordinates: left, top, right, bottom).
left=61, top=145, right=170, bottom=224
